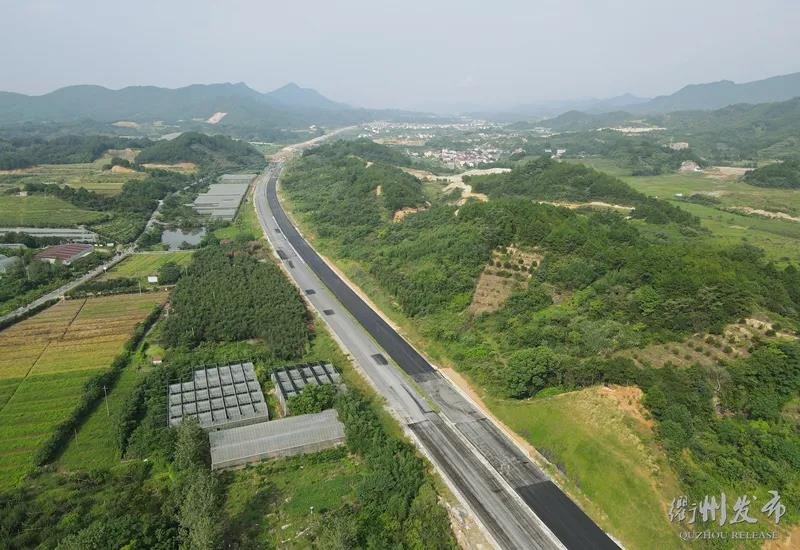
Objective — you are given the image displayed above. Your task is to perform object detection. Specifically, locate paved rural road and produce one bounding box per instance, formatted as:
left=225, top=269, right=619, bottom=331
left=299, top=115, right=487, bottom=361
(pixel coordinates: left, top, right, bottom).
left=254, top=155, right=620, bottom=549
left=0, top=249, right=132, bottom=325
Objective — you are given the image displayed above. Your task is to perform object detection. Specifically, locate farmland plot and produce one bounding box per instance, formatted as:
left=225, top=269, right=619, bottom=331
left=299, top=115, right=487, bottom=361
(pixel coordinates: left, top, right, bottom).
left=0, top=293, right=166, bottom=489
left=100, top=251, right=193, bottom=282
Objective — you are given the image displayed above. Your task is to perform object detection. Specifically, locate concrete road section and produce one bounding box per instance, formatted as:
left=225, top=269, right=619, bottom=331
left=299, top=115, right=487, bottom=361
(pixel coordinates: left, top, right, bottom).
left=254, top=159, right=620, bottom=550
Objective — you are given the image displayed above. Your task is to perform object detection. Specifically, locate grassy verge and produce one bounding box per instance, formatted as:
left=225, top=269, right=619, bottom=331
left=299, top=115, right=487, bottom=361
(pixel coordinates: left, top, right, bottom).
left=487, top=387, right=687, bottom=549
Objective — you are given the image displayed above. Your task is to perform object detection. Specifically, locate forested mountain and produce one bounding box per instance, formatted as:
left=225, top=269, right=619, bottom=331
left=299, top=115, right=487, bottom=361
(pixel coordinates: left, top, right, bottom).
left=532, top=96, right=800, bottom=163
left=0, top=134, right=147, bottom=170
left=265, top=82, right=349, bottom=110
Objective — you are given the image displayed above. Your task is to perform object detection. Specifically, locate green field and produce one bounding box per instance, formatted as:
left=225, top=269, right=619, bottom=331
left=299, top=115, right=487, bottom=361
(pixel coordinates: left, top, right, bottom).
left=57, top=360, right=149, bottom=470
left=214, top=188, right=261, bottom=240
left=617, top=171, right=800, bottom=263
left=567, top=158, right=800, bottom=263
left=101, top=251, right=193, bottom=282
left=621, top=171, right=800, bottom=214
left=0, top=293, right=166, bottom=489
left=0, top=194, right=105, bottom=227
left=223, top=448, right=361, bottom=547
left=0, top=157, right=146, bottom=196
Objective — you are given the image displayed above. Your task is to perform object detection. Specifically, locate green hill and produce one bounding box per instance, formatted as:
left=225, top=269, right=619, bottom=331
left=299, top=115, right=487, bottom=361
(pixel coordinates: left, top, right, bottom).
left=135, top=132, right=266, bottom=172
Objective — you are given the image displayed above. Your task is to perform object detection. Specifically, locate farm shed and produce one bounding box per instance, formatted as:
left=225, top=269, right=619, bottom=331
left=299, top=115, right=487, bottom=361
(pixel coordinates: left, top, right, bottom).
left=271, top=362, right=342, bottom=415
left=167, top=362, right=269, bottom=430
left=209, top=409, right=346, bottom=470
left=34, top=243, right=94, bottom=265
left=191, top=174, right=255, bottom=220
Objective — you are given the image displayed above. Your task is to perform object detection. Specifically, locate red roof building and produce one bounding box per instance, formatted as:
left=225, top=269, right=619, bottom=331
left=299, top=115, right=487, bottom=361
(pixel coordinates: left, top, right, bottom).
left=34, top=243, right=94, bottom=265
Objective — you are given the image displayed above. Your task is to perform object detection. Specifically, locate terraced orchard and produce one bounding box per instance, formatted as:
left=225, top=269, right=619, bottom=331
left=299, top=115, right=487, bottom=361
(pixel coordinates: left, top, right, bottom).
left=0, top=293, right=166, bottom=489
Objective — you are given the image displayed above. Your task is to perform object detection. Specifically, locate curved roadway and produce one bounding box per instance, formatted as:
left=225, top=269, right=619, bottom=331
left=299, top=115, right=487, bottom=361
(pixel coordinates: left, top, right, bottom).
left=254, top=158, right=620, bottom=550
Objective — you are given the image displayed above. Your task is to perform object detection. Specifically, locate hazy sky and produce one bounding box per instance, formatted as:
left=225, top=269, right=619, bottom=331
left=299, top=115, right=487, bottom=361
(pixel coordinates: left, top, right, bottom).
left=2, top=0, right=799, bottom=111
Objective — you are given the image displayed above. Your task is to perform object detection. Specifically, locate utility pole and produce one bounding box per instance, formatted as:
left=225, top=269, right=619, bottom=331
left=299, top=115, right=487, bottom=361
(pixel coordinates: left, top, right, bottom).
left=103, top=385, right=110, bottom=416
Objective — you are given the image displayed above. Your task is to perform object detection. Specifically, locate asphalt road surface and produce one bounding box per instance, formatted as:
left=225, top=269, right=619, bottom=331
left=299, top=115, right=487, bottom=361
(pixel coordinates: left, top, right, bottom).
left=254, top=160, right=620, bottom=550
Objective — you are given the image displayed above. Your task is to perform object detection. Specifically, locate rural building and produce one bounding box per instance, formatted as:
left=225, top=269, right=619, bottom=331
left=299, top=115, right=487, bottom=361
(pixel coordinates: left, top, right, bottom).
left=271, top=362, right=342, bottom=415
left=209, top=409, right=346, bottom=470
left=167, top=362, right=269, bottom=430
left=0, top=254, right=21, bottom=274
left=147, top=275, right=159, bottom=284
left=669, top=142, right=690, bottom=150
left=34, top=243, right=94, bottom=265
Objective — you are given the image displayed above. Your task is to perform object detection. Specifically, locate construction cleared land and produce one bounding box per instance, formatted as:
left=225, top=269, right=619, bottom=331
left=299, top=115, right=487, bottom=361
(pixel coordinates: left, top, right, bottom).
left=0, top=292, right=166, bottom=489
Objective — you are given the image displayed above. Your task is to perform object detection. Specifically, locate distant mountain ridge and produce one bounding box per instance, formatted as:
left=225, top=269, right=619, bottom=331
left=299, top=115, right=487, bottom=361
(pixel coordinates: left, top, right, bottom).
left=626, top=72, right=800, bottom=114
left=0, top=81, right=359, bottom=128
left=499, top=71, right=800, bottom=121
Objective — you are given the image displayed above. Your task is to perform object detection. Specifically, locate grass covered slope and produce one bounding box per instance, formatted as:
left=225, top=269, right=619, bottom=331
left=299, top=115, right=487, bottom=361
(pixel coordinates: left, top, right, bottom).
left=490, top=386, right=684, bottom=548
left=100, top=251, right=193, bottom=282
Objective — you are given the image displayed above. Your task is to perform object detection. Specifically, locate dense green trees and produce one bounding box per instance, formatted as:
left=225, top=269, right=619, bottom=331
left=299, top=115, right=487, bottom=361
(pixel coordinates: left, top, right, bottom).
left=0, top=135, right=146, bottom=170
left=307, top=137, right=413, bottom=166
left=135, top=132, right=266, bottom=172
left=161, top=244, right=310, bottom=357
left=468, top=156, right=698, bottom=225
left=744, top=159, right=800, bottom=188
left=285, top=139, right=800, bottom=513
left=157, top=261, right=183, bottom=284
left=287, top=384, right=337, bottom=414
left=325, top=391, right=456, bottom=549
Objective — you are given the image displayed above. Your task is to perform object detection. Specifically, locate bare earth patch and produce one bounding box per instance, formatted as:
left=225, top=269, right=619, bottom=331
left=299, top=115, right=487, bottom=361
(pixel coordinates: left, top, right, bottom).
left=704, top=166, right=750, bottom=180
left=469, top=271, right=519, bottom=314
left=763, top=524, right=800, bottom=550
left=206, top=111, right=227, bottom=124
left=537, top=200, right=634, bottom=213
left=620, top=318, right=796, bottom=369
left=141, top=162, right=197, bottom=172
left=402, top=167, right=506, bottom=205
left=469, top=246, right=541, bottom=313
left=392, top=202, right=430, bottom=222
left=727, top=206, right=800, bottom=223
left=110, top=165, right=134, bottom=174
